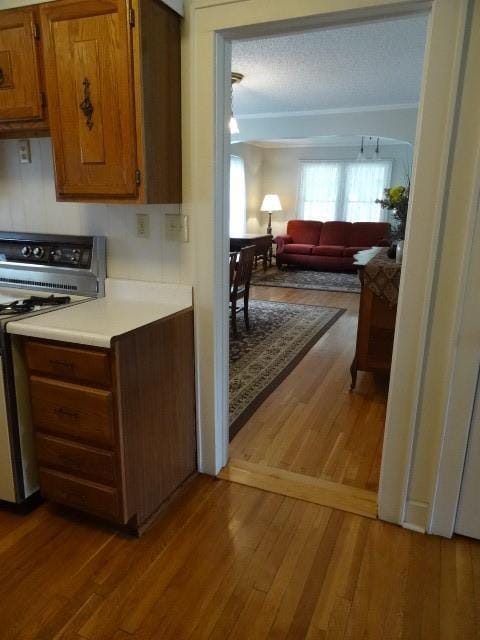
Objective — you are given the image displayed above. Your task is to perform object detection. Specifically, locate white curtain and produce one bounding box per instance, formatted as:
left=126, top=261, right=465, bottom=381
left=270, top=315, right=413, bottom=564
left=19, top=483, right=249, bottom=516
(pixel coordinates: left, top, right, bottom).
left=344, top=161, right=392, bottom=222
left=298, top=160, right=392, bottom=223
left=229, top=155, right=246, bottom=236
left=299, top=162, right=340, bottom=221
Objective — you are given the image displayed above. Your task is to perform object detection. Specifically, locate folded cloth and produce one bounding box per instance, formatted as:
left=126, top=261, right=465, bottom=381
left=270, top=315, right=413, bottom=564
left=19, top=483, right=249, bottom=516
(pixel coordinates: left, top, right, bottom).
left=364, top=247, right=401, bottom=306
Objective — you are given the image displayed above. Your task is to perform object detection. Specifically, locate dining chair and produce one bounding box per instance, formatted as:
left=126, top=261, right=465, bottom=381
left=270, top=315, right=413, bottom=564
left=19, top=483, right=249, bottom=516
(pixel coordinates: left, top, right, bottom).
left=229, top=251, right=238, bottom=290
left=230, top=244, right=256, bottom=336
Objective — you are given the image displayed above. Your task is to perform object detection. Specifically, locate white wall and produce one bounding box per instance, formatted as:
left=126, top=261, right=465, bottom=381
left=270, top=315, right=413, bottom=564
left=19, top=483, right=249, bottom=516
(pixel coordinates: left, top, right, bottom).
left=0, top=138, right=183, bottom=283
left=236, top=142, right=412, bottom=237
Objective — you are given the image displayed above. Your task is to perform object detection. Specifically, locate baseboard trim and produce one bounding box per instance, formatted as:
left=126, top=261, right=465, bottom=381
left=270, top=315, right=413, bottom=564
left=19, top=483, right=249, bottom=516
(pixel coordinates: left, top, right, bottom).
left=403, top=499, right=428, bottom=533
left=219, top=458, right=377, bottom=519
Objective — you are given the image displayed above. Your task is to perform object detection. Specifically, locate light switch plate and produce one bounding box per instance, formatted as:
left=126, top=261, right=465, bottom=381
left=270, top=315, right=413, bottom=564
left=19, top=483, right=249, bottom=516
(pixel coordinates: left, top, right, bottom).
left=165, top=213, right=189, bottom=242
left=136, top=213, right=150, bottom=238
left=18, top=140, right=31, bottom=164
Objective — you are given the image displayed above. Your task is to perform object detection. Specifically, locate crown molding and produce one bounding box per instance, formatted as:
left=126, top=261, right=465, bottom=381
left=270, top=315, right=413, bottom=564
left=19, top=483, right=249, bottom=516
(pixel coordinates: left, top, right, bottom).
left=247, top=137, right=411, bottom=149
left=237, top=102, right=419, bottom=120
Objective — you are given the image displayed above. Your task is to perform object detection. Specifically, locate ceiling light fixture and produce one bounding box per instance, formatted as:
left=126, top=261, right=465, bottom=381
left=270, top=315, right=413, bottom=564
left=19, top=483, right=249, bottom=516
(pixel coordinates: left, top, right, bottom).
left=230, top=72, right=244, bottom=135
left=357, top=136, right=365, bottom=161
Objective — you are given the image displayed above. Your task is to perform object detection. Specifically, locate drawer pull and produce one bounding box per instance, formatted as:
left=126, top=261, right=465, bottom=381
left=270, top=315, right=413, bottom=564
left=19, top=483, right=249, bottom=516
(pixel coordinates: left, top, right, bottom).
left=80, top=78, right=94, bottom=130
left=58, top=489, right=87, bottom=506
left=49, top=359, right=75, bottom=370
left=56, top=407, right=79, bottom=420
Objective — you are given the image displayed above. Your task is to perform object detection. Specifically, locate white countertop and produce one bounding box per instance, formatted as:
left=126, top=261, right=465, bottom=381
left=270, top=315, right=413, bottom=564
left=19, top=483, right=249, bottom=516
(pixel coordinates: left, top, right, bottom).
left=6, top=279, right=193, bottom=348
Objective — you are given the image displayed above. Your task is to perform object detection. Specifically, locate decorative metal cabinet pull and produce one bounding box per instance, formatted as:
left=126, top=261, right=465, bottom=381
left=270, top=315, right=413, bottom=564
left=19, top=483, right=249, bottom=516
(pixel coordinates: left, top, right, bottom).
left=0, top=68, right=4, bottom=86
left=80, top=78, right=94, bottom=130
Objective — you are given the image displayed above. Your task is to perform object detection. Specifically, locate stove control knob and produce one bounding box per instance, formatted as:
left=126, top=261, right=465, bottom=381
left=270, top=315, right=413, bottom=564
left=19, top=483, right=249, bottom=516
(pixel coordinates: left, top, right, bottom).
left=21, top=245, right=32, bottom=257
left=33, top=247, right=44, bottom=258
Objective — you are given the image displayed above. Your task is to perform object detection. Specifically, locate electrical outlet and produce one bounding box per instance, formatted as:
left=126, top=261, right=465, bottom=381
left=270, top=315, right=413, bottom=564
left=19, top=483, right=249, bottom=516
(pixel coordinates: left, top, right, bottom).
left=18, top=140, right=31, bottom=164
left=136, top=213, right=150, bottom=238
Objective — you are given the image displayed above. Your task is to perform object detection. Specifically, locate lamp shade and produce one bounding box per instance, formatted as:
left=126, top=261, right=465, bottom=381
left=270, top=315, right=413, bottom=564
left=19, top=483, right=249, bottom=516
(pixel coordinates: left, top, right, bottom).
left=260, top=194, right=282, bottom=212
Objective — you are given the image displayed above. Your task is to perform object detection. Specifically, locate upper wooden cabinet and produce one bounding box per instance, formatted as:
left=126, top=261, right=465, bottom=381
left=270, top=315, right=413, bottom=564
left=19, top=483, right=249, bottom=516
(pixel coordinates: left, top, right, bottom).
left=40, top=0, right=181, bottom=203
left=0, top=6, right=49, bottom=137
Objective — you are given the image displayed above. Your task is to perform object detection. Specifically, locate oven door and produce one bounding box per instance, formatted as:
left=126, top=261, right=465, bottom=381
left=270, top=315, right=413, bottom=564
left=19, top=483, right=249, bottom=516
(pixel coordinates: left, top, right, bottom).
left=0, top=352, right=18, bottom=501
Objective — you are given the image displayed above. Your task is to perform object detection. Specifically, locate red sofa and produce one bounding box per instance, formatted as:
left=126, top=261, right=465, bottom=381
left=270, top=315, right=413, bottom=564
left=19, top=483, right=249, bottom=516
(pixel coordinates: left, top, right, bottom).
left=275, top=220, right=390, bottom=272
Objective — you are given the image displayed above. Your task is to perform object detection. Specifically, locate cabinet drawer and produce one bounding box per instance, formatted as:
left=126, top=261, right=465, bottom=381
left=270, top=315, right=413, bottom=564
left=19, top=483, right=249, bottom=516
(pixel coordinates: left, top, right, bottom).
left=39, top=468, right=120, bottom=520
left=36, top=433, right=116, bottom=486
left=31, top=376, right=114, bottom=448
left=26, top=341, right=111, bottom=387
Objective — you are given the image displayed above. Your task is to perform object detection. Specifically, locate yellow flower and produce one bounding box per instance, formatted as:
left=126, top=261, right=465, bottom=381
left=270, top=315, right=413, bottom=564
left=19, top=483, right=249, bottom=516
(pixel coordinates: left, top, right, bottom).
left=389, top=186, right=405, bottom=205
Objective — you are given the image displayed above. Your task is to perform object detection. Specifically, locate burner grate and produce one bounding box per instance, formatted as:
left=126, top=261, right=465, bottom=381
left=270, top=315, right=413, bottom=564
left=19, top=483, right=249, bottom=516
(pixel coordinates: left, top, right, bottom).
left=0, top=295, right=72, bottom=316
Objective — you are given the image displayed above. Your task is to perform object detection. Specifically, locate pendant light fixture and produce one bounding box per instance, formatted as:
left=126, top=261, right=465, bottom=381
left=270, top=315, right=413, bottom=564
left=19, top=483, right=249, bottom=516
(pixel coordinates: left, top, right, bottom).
left=230, top=72, right=244, bottom=135
left=357, top=136, right=365, bottom=161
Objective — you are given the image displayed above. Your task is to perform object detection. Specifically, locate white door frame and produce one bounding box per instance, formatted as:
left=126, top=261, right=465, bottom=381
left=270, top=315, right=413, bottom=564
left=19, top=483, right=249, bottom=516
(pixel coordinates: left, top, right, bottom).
left=428, top=137, right=480, bottom=537
left=184, top=0, right=472, bottom=529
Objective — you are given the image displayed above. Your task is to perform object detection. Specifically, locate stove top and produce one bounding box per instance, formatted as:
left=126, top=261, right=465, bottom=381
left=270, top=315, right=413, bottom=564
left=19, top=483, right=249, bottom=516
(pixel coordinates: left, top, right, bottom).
left=0, top=232, right=105, bottom=330
left=0, top=295, right=72, bottom=317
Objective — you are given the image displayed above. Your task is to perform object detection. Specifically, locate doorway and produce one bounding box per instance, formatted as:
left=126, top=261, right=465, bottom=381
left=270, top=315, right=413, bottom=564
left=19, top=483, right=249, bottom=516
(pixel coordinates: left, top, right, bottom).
left=221, top=16, right=428, bottom=516
left=185, top=0, right=470, bottom=529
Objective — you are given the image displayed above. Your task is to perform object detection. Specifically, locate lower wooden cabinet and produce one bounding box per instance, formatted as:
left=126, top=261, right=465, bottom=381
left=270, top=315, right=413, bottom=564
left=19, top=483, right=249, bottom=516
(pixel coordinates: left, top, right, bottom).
left=350, top=265, right=397, bottom=390
left=24, top=308, right=196, bottom=533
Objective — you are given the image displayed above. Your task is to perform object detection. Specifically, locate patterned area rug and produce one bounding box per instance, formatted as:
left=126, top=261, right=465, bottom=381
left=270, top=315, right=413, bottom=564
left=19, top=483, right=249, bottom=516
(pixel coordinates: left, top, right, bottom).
left=251, top=268, right=361, bottom=293
left=230, top=299, right=345, bottom=438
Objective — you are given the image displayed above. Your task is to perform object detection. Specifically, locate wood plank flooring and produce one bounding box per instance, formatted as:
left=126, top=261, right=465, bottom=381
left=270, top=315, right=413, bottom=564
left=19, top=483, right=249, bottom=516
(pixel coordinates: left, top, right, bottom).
left=0, top=476, right=479, bottom=639
left=230, top=282, right=388, bottom=495
left=219, top=458, right=377, bottom=518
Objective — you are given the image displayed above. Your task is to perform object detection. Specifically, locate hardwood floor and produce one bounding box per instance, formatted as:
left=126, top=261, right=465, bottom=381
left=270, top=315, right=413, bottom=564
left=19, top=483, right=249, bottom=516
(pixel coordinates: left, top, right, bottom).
left=219, top=459, right=377, bottom=519
left=0, top=476, right=479, bottom=639
left=229, top=282, right=387, bottom=496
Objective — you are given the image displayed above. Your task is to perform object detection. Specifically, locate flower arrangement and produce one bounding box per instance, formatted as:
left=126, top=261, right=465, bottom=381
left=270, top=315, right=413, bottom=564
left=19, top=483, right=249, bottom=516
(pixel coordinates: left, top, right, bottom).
left=376, top=183, right=410, bottom=240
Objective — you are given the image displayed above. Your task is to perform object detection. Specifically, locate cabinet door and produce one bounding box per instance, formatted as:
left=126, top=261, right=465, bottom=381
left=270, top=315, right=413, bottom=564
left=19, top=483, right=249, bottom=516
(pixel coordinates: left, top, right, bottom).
left=40, top=0, right=138, bottom=199
left=0, top=7, right=43, bottom=122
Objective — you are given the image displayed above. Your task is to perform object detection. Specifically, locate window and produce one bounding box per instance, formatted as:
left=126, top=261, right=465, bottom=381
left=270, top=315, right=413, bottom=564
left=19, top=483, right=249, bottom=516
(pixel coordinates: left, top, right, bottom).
left=229, top=155, right=246, bottom=236
left=298, top=163, right=340, bottom=222
left=344, top=161, right=392, bottom=222
left=299, top=160, right=391, bottom=223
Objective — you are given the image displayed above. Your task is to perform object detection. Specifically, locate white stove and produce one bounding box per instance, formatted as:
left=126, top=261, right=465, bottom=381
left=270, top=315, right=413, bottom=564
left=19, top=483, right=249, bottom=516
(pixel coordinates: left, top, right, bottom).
left=0, top=232, right=105, bottom=505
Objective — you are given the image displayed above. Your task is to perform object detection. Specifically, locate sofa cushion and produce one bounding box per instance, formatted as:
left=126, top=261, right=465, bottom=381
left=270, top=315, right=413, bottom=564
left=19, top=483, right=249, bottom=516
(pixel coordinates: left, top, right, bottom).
left=286, top=220, right=322, bottom=245
left=347, top=222, right=390, bottom=247
left=312, top=245, right=345, bottom=257
left=283, top=243, right=314, bottom=255
left=319, top=221, right=351, bottom=246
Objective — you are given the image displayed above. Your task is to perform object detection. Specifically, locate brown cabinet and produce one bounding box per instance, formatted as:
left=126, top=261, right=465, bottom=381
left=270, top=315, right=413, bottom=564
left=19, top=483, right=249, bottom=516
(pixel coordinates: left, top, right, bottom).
left=350, top=250, right=398, bottom=390
left=0, top=6, right=49, bottom=137
left=39, top=0, right=181, bottom=203
left=24, top=308, right=196, bottom=533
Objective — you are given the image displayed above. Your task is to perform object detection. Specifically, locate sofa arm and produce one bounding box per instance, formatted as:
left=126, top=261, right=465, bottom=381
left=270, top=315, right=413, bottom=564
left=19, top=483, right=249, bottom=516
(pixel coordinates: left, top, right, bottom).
left=274, top=235, right=292, bottom=254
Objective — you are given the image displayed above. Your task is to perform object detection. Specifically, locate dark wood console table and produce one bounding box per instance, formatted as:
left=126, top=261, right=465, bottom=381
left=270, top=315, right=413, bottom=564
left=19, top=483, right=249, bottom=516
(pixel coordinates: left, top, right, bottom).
left=230, top=234, right=273, bottom=271
left=350, top=247, right=400, bottom=390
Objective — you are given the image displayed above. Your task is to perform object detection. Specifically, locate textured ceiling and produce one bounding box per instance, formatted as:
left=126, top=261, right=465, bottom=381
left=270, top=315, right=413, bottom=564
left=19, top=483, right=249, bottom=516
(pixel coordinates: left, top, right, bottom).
left=231, top=15, right=428, bottom=116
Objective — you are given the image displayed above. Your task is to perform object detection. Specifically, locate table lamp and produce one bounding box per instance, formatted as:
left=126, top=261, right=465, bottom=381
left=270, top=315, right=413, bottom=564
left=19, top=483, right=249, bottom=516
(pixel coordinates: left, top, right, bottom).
left=260, top=194, right=282, bottom=235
